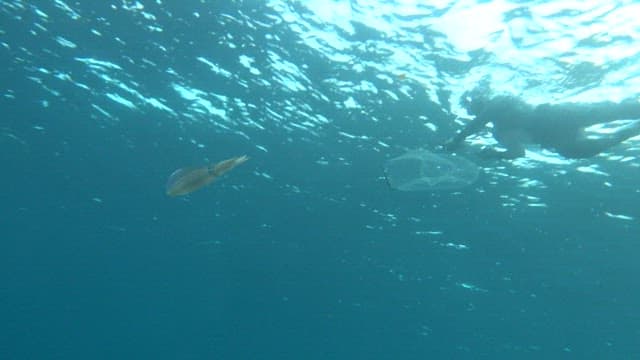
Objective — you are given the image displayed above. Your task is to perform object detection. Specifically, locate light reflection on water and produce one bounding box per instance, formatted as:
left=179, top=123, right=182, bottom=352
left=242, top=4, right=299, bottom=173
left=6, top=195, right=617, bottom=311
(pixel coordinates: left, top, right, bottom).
left=1, top=0, right=639, bottom=215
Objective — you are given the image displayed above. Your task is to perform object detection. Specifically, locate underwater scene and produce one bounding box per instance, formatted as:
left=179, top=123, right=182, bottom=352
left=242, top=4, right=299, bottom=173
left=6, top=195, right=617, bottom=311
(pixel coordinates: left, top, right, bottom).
left=1, top=1, right=639, bottom=359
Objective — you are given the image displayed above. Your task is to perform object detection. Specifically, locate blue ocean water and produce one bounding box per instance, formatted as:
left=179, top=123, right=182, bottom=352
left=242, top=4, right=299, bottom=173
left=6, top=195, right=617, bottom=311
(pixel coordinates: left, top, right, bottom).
left=1, top=1, right=639, bottom=359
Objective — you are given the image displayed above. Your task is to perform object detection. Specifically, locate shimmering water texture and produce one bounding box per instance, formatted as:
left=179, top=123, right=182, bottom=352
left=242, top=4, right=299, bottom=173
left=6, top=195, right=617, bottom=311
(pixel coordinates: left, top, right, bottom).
left=384, top=150, right=480, bottom=191
left=2, top=1, right=640, bottom=358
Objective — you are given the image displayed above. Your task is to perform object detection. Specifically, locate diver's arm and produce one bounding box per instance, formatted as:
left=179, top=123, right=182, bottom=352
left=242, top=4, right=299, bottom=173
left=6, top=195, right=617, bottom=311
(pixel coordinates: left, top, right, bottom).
left=443, top=116, right=490, bottom=150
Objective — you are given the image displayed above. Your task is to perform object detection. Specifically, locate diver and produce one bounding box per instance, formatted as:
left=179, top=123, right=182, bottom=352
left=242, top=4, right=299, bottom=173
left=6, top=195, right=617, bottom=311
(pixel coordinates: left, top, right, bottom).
left=443, top=89, right=640, bottom=159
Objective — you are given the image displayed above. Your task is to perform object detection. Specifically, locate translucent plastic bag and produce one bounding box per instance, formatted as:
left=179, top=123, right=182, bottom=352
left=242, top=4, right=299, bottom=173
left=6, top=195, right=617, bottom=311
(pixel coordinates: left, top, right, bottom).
left=384, top=149, right=479, bottom=191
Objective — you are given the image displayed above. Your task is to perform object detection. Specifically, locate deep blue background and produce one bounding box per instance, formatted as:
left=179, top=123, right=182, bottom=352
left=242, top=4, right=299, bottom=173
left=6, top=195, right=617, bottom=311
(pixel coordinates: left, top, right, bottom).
left=1, top=1, right=639, bottom=359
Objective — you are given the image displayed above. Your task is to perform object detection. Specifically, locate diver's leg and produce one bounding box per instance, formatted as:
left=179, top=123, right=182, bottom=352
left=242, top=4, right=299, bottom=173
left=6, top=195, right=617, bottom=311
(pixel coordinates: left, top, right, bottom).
left=556, top=120, right=640, bottom=158
left=536, top=100, right=640, bottom=128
